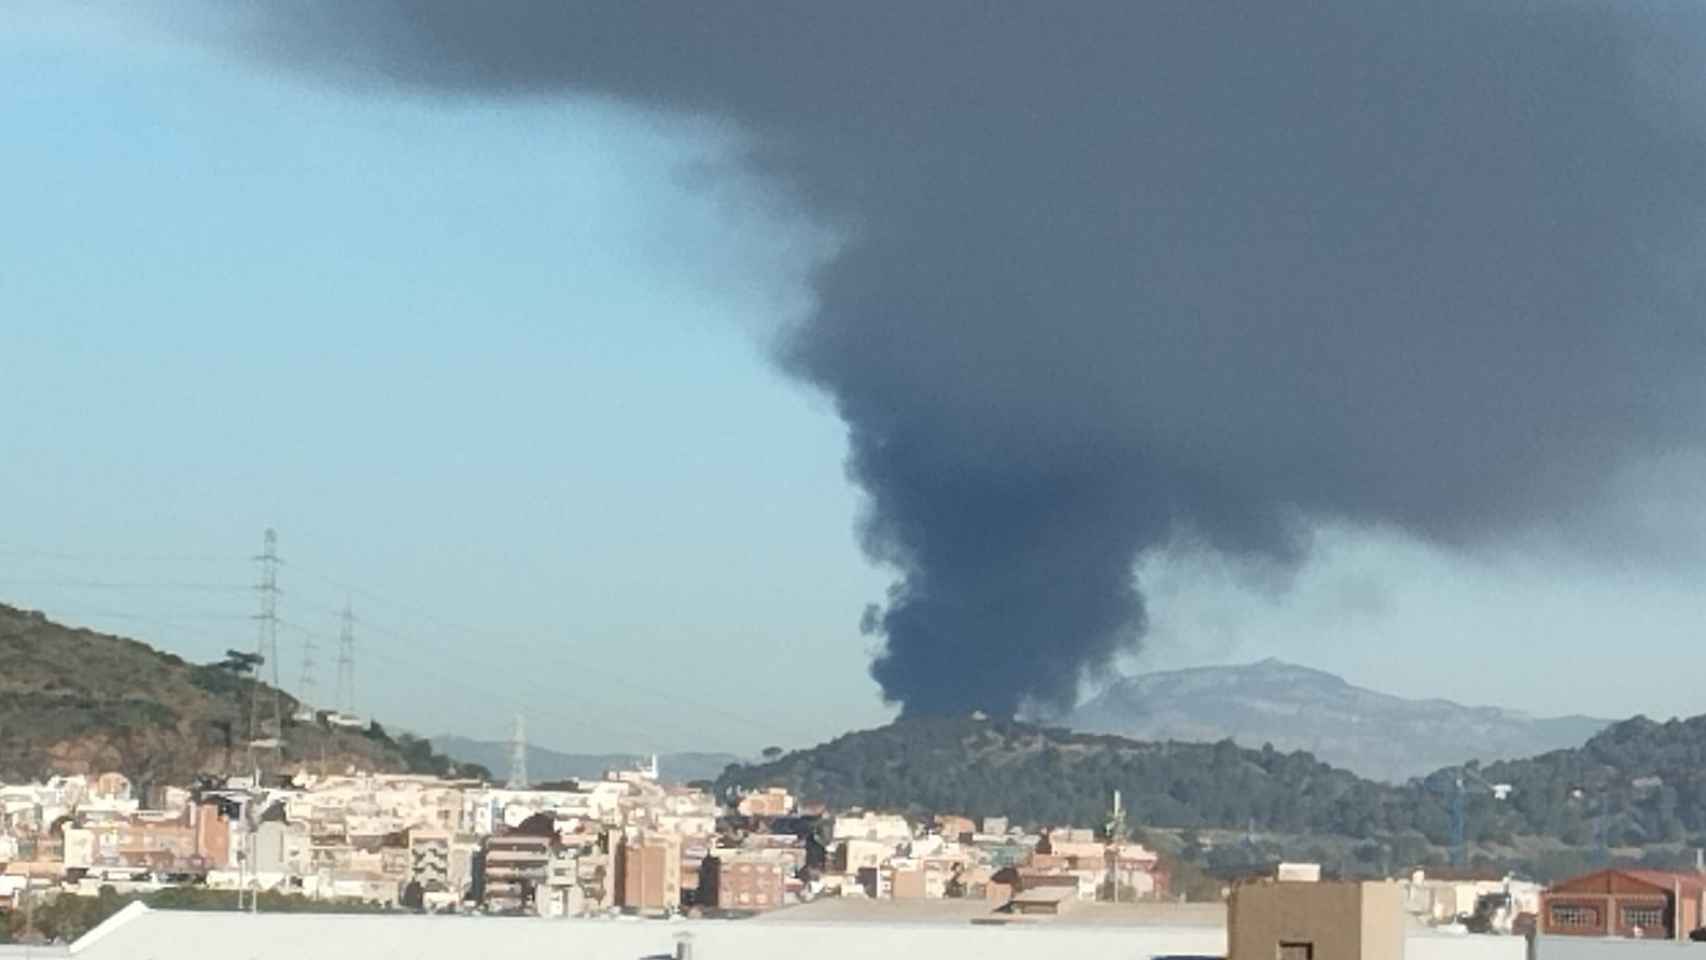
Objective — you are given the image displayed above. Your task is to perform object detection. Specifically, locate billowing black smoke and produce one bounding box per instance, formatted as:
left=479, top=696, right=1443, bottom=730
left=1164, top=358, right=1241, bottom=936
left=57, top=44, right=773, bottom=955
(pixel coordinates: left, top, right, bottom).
left=192, top=2, right=1706, bottom=716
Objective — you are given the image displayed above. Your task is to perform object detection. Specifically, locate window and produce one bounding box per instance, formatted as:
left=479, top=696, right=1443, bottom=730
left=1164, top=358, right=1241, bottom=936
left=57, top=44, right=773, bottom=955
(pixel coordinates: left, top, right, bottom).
left=1551, top=904, right=1600, bottom=928
left=1623, top=906, right=1664, bottom=929
left=1278, top=942, right=1313, bottom=960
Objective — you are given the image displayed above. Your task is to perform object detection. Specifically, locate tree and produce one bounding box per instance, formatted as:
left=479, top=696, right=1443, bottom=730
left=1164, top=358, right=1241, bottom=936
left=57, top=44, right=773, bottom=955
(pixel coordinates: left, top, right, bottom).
left=761, top=746, right=784, bottom=762
left=216, top=650, right=264, bottom=675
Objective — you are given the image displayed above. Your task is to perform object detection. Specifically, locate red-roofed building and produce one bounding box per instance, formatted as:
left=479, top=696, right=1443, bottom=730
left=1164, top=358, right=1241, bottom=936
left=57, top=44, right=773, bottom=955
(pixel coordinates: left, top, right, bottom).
left=1541, top=869, right=1706, bottom=940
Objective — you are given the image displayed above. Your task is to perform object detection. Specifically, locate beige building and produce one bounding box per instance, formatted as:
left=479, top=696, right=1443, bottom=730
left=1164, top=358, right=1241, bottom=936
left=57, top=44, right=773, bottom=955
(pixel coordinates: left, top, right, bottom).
left=616, top=832, right=682, bottom=913
left=737, top=788, right=796, bottom=818
left=1230, top=880, right=1405, bottom=960
left=832, top=813, right=912, bottom=844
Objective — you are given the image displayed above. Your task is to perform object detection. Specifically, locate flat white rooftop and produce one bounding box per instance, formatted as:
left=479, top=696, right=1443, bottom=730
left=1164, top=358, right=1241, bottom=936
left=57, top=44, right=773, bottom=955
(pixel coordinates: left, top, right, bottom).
left=70, top=903, right=1230, bottom=960
left=65, top=902, right=1552, bottom=960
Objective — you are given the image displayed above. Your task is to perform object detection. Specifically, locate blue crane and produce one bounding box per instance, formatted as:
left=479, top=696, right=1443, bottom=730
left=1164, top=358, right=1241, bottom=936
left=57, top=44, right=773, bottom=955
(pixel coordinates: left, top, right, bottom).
left=1447, top=767, right=1514, bottom=867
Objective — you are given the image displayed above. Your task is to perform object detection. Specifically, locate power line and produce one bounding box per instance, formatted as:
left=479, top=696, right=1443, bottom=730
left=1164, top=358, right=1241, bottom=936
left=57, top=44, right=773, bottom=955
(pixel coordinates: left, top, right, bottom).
left=0, top=540, right=242, bottom=565
left=0, top=577, right=251, bottom=592
left=12, top=534, right=783, bottom=755
left=288, top=566, right=778, bottom=736
left=275, top=615, right=671, bottom=754
left=39, top=590, right=693, bottom=764
left=18, top=603, right=251, bottom=625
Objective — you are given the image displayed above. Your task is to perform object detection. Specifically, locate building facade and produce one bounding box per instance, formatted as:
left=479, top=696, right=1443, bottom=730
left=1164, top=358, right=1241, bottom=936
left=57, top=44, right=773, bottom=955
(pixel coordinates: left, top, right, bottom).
left=616, top=833, right=681, bottom=913
left=1229, top=880, right=1405, bottom=960
left=701, top=854, right=785, bottom=911
left=1541, top=870, right=1705, bottom=940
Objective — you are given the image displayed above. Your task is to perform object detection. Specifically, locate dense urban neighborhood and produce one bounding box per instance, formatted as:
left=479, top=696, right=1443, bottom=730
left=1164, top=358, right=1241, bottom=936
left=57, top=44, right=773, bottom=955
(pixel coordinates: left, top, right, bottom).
left=0, top=759, right=1180, bottom=929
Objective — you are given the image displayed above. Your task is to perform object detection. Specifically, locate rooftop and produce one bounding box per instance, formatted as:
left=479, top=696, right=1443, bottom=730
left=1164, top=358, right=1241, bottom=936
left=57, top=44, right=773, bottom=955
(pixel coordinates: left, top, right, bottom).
left=68, top=902, right=1230, bottom=960
left=53, top=901, right=1568, bottom=960
left=749, top=897, right=1227, bottom=928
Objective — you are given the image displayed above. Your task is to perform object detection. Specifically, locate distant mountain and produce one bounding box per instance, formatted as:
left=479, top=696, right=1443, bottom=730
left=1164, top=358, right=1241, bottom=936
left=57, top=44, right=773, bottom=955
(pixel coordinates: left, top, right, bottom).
left=0, top=603, right=482, bottom=786
left=430, top=735, right=742, bottom=785
left=1067, top=659, right=1609, bottom=782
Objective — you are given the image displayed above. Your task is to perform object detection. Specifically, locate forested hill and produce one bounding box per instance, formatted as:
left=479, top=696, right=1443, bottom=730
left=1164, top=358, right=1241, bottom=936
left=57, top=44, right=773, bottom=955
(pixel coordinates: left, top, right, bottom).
left=716, top=714, right=1422, bottom=837
left=1463, top=715, right=1706, bottom=848
left=0, top=603, right=484, bottom=787
left=718, top=712, right=1706, bottom=851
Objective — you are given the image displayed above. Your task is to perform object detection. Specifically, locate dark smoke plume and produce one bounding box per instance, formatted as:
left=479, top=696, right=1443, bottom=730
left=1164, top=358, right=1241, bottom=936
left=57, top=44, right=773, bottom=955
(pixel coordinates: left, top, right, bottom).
left=190, top=2, right=1706, bottom=716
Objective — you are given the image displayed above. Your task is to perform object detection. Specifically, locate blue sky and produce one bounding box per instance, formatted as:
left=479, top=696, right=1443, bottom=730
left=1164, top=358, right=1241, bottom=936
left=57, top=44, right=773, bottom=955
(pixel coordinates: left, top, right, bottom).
left=4, top=5, right=1704, bottom=755
left=1, top=7, right=894, bottom=753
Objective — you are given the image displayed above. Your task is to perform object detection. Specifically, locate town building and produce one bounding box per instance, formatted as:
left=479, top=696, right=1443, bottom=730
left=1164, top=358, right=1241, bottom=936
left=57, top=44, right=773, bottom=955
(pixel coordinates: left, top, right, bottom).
left=701, top=852, right=786, bottom=911
left=1401, top=869, right=1542, bottom=932
left=479, top=832, right=551, bottom=911
left=1541, top=869, right=1706, bottom=940
left=737, top=788, right=796, bottom=818
left=832, top=812, right=912, bottom=844
left=931, top=814, right=976, bottom=839
left=1229, top=879, right=1406, bottom=960
left=616, top=832, right=682, bottom=913
left=407, top=829, right=453, bottom=896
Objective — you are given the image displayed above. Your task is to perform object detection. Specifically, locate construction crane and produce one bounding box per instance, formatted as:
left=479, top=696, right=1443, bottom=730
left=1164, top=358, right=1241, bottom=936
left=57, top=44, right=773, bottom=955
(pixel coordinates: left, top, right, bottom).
left=1447, top=767, right=1514, bottom=867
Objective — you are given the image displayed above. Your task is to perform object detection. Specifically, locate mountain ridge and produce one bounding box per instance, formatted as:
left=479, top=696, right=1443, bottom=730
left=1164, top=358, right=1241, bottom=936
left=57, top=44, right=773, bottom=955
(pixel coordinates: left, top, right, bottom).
left=1068, top=658, right=1610, bottom=781
left=429, top=734, right=742, bottom=785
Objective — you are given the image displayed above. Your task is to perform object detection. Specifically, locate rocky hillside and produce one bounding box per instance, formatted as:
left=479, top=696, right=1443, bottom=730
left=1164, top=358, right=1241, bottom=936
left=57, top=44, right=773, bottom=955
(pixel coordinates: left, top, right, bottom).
left=0, top=603, right=482, bottom=788
left=1068, top=659, right=1608, bottom=782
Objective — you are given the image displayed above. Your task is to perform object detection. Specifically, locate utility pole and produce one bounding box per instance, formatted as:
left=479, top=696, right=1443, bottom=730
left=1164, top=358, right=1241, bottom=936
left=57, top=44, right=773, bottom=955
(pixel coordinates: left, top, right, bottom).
left=335, top=601, right=356, bottom=716
left=247, top=529, right=284, bottom=775
left=508, top=714, right=528, bottom=789
left=1103, top=790, right=1127, bottom=902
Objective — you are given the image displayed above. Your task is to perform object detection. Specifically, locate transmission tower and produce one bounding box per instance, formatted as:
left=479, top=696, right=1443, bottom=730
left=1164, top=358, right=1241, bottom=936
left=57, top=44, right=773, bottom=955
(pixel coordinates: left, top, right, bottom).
left=508, top=714, right=528, bottom=789
left=296, top=620, right=317, bottom=720
left=247, top=528, right=284, bottom=773
left=335, top=601, right=356, bottom=716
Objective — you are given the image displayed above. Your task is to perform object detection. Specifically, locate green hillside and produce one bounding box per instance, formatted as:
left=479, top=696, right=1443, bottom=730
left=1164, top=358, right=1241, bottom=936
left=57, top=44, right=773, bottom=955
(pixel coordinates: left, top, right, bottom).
left=716, top=713, right=1416, bottom=835
left=1465, top=715, right=1706, bottom=848
left=0, top=603, right=485, bottom=787
left=717, top=711, right=1706, bottom=880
